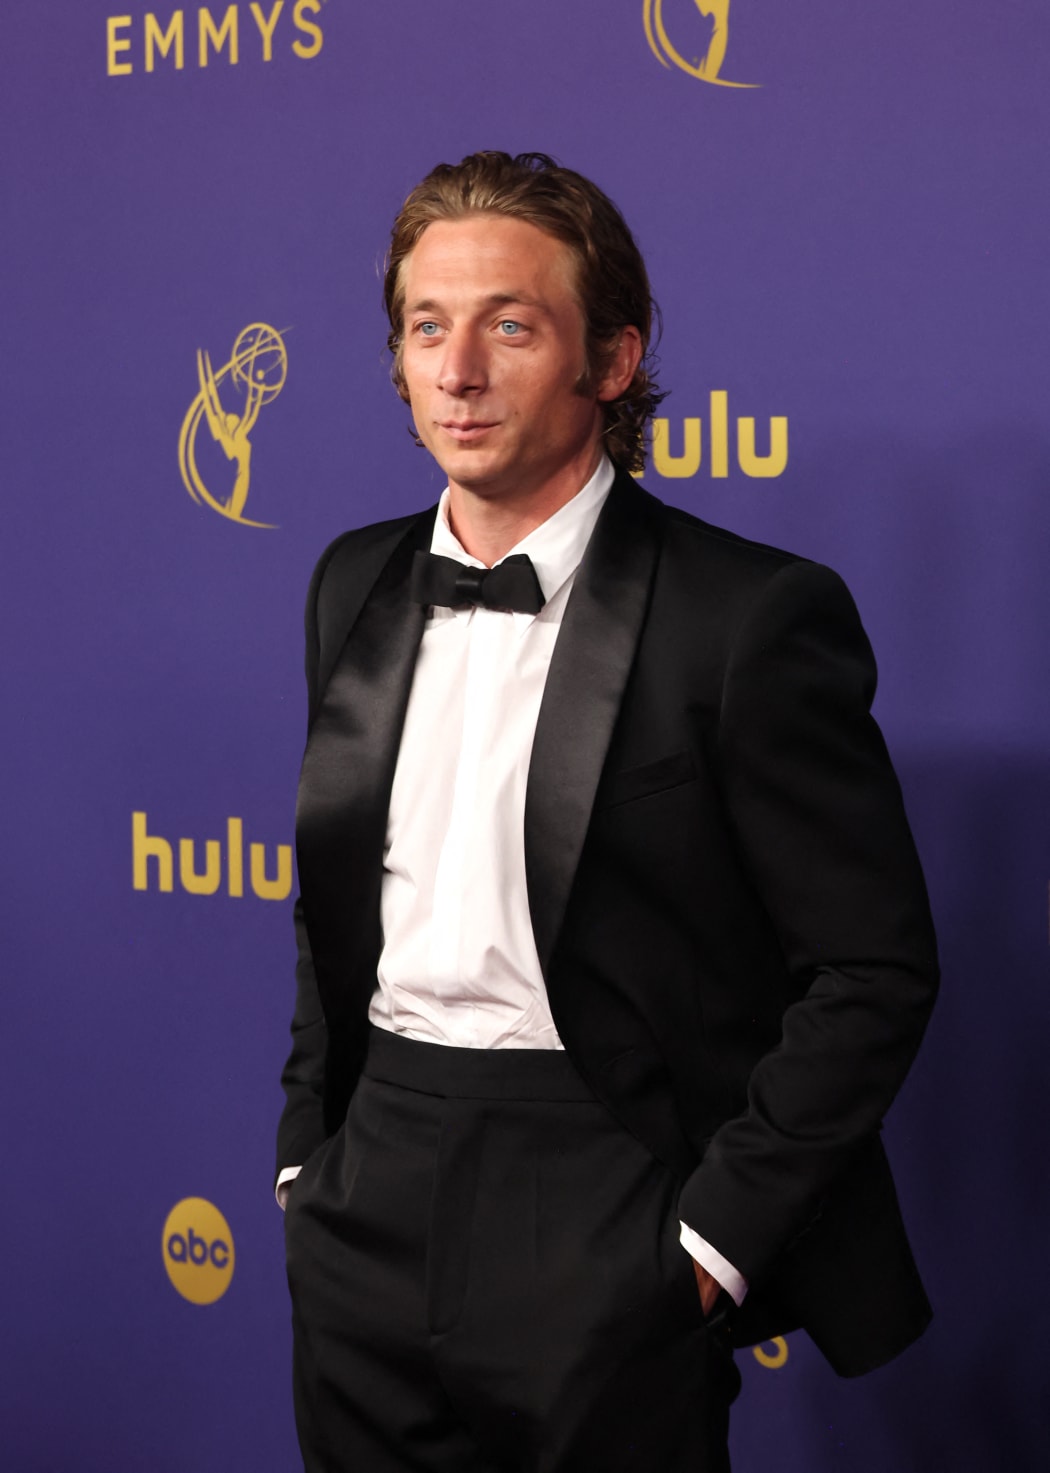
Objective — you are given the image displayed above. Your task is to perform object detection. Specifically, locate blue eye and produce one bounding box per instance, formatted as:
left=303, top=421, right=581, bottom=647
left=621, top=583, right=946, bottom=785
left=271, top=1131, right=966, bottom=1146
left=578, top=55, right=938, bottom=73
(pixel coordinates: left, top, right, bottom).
left=418, top=322, right=439, bottom=337
left=499, top=321, right=522, bottom=336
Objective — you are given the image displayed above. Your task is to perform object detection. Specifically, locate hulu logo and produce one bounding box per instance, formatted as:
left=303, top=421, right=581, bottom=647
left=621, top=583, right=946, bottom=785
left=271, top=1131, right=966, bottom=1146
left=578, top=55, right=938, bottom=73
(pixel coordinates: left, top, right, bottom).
left=648, top=392, right=788, bottom=480
left=132, top=811, right=292, bottom=901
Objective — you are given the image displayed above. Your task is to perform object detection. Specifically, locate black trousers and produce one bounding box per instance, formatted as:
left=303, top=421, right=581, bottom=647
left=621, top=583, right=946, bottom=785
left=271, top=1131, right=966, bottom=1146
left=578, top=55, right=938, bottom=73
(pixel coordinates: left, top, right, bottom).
left=285, top=1028, right=740, bottom=1473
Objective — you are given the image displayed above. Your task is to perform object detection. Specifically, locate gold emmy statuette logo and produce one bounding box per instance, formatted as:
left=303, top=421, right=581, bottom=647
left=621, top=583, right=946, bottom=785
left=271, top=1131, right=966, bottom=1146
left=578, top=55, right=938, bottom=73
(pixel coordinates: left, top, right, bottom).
left=178, top=322, right=288, bottom=528
left=162, top=1197, right=235, bottom=1305
left=644, top=0, right=759, bottom=88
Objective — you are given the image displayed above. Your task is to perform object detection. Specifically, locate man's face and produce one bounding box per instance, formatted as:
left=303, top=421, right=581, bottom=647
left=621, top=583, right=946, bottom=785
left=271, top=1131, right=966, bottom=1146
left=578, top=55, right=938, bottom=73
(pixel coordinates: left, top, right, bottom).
left=399, top=214, right=605, bottom=507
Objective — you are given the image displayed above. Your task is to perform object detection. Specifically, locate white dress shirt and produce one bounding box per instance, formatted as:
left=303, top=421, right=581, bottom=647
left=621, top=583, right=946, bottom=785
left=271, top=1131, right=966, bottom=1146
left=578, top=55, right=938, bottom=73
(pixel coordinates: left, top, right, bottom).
left=369, top=459, right=610, bottom=1047
left=278, top=457, right=746, bottom=1307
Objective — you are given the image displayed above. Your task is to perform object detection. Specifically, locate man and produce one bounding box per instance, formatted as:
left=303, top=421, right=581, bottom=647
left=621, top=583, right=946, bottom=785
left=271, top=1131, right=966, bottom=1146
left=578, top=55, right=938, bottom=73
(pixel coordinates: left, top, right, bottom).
left=277, top=151, right=938, bottom=1473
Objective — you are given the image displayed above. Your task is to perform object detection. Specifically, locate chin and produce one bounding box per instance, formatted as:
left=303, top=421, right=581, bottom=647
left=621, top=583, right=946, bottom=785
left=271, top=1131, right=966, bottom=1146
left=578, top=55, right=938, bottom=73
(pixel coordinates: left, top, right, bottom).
left=444, top=456, right=511, bottom=494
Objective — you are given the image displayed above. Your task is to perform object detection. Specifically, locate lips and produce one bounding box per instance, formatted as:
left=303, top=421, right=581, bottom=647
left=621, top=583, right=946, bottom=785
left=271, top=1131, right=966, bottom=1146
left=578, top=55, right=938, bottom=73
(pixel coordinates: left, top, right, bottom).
left=440, top=421, right=498, bottom=442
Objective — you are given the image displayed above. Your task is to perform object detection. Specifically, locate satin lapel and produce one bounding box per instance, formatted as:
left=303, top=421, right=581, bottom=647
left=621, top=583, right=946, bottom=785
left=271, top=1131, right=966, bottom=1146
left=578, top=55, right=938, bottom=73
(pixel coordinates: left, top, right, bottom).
left=296, top=514, right=432, bottom=1027
left=525, top=473, right=662, bottom=976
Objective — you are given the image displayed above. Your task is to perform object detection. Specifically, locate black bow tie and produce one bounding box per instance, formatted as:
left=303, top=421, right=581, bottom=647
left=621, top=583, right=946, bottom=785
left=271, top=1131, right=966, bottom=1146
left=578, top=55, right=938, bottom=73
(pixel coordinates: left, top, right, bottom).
left=410, top=550, right=546, bottom=615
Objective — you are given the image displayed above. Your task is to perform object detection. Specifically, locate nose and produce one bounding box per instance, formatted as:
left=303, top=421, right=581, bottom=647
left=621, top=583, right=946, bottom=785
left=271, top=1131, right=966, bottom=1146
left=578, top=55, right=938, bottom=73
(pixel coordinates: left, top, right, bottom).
left=436, top=327, right=487, bottom=397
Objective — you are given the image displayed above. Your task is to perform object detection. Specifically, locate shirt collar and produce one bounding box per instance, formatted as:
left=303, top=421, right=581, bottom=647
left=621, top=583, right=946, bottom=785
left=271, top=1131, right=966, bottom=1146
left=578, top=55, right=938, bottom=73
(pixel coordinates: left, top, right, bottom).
left=429, top=457, right=614, bottom=609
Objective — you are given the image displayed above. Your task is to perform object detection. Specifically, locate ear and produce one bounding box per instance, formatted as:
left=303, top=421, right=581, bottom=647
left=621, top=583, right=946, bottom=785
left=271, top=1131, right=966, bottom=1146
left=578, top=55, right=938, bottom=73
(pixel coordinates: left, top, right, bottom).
left=596, top=326, right=644, bottom=403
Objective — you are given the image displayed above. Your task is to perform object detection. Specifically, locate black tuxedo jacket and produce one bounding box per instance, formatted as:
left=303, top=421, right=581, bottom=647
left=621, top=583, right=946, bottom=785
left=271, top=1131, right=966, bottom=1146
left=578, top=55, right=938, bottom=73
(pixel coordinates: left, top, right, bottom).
left=277, top=469, right=939, bottom=1377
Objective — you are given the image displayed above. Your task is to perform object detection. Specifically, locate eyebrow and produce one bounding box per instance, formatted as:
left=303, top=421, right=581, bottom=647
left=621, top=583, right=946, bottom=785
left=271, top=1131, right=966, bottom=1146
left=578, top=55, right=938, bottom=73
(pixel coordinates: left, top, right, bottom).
left=405, top=291, right=552, bottom=316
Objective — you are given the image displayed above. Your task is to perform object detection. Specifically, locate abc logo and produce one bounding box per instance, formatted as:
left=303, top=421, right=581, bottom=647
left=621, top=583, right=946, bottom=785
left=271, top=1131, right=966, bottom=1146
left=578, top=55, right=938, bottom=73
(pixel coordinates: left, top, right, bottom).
left=162, top=1197, right=235, bottom=1305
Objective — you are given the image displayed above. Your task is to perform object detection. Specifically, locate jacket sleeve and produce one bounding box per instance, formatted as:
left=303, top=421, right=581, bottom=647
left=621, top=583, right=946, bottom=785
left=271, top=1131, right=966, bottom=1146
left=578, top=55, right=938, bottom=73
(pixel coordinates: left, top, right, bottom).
left=677, top=558, right=939, bottom=1284
left=275, top=897, right=329, bottom=1177
left=273, top=547, right=336, bottom=1180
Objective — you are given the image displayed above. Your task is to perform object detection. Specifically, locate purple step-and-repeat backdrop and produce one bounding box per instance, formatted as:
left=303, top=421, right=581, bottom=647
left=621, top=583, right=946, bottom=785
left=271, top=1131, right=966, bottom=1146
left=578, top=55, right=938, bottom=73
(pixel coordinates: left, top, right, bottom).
left=2, top=3, right=1047, bottom=1469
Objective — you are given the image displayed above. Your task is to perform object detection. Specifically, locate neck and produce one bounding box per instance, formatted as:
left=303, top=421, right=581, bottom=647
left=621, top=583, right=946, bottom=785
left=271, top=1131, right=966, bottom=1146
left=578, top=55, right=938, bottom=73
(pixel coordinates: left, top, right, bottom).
left=446, top=446, right=603, bottom=566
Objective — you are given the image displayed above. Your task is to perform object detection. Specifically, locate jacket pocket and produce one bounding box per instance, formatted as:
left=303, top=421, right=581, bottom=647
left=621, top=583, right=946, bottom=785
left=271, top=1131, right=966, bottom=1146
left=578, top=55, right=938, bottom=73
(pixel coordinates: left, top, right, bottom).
left=598, top=750, right=696, bottom=809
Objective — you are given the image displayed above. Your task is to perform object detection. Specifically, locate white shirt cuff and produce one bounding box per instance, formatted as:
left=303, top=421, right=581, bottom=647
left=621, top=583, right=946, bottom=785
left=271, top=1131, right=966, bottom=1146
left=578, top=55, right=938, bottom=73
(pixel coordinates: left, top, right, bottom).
left=679, top=1221, right=748, bottom=1307
left=275, top=1165, right=301, bottom=1210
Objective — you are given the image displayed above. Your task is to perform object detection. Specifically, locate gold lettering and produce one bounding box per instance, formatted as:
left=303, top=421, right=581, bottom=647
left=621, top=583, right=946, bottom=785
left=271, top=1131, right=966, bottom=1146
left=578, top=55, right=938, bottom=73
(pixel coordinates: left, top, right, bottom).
left=250, top=842, right=293, bottom=901
left=227, top=816, right=244, bottom=897
left=133, top=811, right=291, bottom=899
left=107, top=15, right=134, bottom=76
left=292, top=0, right=324, bottom=59
left=709, top=390, right=729, bottom=478
left=132, top=812, right=173, bottom=892
left=179, top=838, right=222, bottom=895
left=199, top=5, right=239, bottom=66
left=652, top=417, right=701, bottom=478
left=146, top=11, right=185, bottom=71
left=737, top=415, right=788, bottom=478
left=249, top=1, right=284, bottom=60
